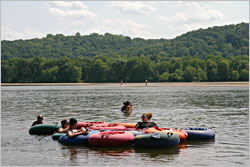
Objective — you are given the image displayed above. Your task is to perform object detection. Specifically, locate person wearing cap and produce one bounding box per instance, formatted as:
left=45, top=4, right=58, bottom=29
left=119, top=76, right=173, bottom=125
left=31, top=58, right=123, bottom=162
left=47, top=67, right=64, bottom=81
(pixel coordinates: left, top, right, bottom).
left=67, top=118, right=88, bottom=138
left=31, top=114, right=44, bottom=127
left=121, top=101, right=134, bottom=115
left=135, top=113, right=158, bottom=130
left=58, top=119, right=70, bottom=133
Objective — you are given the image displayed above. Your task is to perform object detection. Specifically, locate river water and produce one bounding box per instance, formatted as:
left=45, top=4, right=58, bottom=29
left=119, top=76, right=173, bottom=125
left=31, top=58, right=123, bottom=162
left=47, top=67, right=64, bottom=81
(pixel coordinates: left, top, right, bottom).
left=1, top=86, right=249, bottom=166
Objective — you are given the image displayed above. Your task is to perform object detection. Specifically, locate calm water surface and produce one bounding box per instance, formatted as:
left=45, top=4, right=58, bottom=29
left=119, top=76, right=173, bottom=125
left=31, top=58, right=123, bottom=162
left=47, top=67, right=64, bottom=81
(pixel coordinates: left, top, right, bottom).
left=1, top=86, right=249, bottom=166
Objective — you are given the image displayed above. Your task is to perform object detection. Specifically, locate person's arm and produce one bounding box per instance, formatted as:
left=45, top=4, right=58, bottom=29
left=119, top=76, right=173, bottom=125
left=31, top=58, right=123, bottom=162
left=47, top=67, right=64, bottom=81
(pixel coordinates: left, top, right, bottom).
left=77, top=127, right=89, bottom=134
left=67, top=130, right=86, bottom=138
left=58, top=128, right=68, bottom=133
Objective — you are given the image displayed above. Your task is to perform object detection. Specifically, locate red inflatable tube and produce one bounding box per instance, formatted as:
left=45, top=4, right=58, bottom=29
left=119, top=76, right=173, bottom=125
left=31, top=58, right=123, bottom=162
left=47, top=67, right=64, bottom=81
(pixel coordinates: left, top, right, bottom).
left=88, top=131, right=134, bottom=147
left=77, top=122, right=108, bottom=129
left=89, top=124, right=127, bottom=131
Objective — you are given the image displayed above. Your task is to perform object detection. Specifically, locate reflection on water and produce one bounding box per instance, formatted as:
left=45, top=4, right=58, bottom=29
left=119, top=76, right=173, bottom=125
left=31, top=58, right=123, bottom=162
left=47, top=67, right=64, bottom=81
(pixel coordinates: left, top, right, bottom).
left=69, top=147, right=78, bottom=161
left=87, top=145, right=135, bottom=157
left=1, top=86, right=249, bottom=166
left=134, top=146, right=180, bottom=159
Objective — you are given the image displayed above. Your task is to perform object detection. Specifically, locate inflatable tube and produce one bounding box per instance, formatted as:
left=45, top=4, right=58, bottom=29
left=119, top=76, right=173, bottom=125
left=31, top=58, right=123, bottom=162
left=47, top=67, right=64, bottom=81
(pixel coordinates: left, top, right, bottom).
left=77, top=121, right=108, bottom=129
left=58, top=130, right=99, bottom=145
left=144, top=127, right=188, bottom=142
left=183, top=128, right=215, bottom=140
left=124, top=130, right=144, bottom=136
left=29, top=124, right=62, bottom=135
left=88, top=131, right=134, bottom=147
left=134, top=132, right=180, bottom=148
left=90, top=124, right=127, bottom=131
left=52, top=133, right=64, bottom=140
left=101, top=129, right=143, bottom=136
left=117, top=123, right=136, bottom=128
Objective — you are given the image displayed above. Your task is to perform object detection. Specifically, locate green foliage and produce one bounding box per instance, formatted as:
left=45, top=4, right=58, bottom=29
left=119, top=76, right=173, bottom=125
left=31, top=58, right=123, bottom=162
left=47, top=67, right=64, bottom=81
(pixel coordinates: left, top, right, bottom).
left=1, top=55, right=248, bottom=83
left=231, top=71, right=240, bottom=81
left=109, top=59, right=127, bottom=82
left=122, top=56, right=154, bottom=82
left=1, top=23, right=248, bottom=60
left=217, top=60, right=230, bottom=81
left=183, top=66, right=196, bottom=82
left=169, top=69, right=184, bottom=82
left=1, top=23, right=249, bottom=83
left=41, top=66, right=59, bottom=83
left=89, top=59, right=109, bottom=82
left=159, top=72, right=170, bottom=82
left=240, top=69, right=249, bottom=81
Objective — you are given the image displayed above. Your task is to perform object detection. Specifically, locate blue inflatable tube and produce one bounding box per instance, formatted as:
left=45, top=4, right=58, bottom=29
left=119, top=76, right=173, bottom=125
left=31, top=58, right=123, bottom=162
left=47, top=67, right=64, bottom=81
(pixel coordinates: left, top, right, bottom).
left=183, top=128, right=215, bottom=140
left=58, top=130, right=99, bottom=145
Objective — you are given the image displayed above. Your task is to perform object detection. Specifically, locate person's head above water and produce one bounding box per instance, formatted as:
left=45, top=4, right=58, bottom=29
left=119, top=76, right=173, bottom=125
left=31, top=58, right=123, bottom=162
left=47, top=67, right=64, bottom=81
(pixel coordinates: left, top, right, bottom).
left=69, top=118, right=78, bottom=129
left=123, top=101, right=132, bottom=106
left=61, top=119, right=69, bottom=128
left=37, top=114, right=43, bottom=123
left=141, top=113, right=152, bottom=122
left=121, top=101, right=133, bottom=115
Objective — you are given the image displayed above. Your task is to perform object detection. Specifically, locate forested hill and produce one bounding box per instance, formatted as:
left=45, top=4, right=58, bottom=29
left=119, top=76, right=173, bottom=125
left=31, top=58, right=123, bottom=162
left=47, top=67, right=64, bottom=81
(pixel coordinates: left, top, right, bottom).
left=1, top=22, right=249, bottom=60
left=1, top=23, right=249, bottom=83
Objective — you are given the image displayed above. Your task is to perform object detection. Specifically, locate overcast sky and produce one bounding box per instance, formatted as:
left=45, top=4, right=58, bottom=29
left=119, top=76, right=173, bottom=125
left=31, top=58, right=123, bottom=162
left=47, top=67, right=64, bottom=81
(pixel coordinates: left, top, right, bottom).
left=1, top=1, right=249, bottom=41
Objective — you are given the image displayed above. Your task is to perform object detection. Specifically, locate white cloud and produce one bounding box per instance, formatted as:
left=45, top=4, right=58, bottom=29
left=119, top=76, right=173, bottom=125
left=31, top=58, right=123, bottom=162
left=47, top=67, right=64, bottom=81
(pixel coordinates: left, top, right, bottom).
left=111, top=1, right=156, bottom=14
left=158, top=1, right=228, bottom=39
left=159, top=2, right=225, bottom=23
left=45, top=1, right=88, bottom=9
left=213, top=1, right=231, bottom=6
left=1, top=25, right=45, bottom=40
left=88, top=19, right=152, bottom=39
left=47, top=7, right=95, bottom=18
left=169, top=23, right=206, bottom=33
left=45, top=1, right=96, bottom=20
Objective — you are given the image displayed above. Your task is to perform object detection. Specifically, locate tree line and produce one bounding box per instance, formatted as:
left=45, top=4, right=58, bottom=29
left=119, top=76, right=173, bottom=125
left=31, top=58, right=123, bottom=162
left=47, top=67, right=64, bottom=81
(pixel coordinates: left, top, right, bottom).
left=1, top=55, right=248, bottom=83
left=1, top=23, right=249, bottom=60
left=1, top=22, right=249, bottom=83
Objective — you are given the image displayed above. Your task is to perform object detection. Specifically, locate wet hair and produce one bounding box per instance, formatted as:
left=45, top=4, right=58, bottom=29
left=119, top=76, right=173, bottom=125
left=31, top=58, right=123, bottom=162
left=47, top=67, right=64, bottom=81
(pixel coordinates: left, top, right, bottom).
left=61, top=119, right=69, bottom=127
left=121, top=106, right=126, bottom=111
left=69, top=118, right=77, bottom=125
left=123, top=101, right=132, bottom=106
left=141, top=113, right=152, bottom=119
left=121, top=101, right=132, bottom=112
left=37, top=114, right=43, bottom=120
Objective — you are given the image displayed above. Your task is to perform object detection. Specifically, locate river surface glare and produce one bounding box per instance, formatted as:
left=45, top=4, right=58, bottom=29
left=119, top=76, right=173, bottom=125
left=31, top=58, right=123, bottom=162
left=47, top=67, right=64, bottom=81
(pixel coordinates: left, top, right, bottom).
left=1, top=86, right=249, bottom=166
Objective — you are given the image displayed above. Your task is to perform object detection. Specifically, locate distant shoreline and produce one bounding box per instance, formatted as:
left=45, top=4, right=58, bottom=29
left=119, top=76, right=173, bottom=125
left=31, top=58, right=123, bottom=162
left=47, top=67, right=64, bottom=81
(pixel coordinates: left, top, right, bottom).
left=1, top=82, right=249, bottom=87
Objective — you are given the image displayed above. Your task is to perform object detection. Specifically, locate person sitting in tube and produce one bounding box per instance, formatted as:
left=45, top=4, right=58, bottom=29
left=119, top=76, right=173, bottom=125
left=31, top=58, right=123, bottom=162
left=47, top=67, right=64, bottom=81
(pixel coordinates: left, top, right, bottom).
left=58, top=119, right=70, bottom=133
left=135, top=113, right=158, bottom=130
left=31, top=114, right=44, bottom=127
left=67, top=118, right=88, bottom=138
left=121, top=101, right=134, bottom=115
